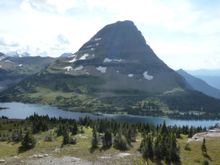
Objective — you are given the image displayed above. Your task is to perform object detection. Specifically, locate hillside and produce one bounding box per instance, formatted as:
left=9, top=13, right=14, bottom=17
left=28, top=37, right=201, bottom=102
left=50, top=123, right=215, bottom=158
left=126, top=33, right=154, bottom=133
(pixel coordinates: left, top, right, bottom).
left=177, top=69, right=220, bottom=99
left=0, top=53, right=56, bottom=91
left=187, top=69, right=220, bottom=90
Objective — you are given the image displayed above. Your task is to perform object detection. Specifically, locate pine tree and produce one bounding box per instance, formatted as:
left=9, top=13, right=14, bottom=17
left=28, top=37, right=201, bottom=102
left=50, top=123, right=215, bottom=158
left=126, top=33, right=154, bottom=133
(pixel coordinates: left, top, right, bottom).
left=102, top=130, right=112, bottom=148
left=62, top=129, right=70, bottom=145
left=71, top=122, right=78, bottom=135
left=188, top=127, right=194, bottom=138
left=113, top=132, right=129, bottom=151
left=161, top=121, right=168, bottom=135
left=154, top=135, right=162, bottom=160
left=91, top=127, right=99, bottom=148
left=201, top=138, right=207, bottom=155
left=140, top=135, right=154, bottom=160
left=169, top=134, right=180, bottom=163
left=21, top=131, right=36, bottom=149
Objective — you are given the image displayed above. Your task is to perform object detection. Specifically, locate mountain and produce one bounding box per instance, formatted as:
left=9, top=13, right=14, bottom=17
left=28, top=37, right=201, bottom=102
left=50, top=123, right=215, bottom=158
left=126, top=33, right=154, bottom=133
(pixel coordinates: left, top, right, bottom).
left=187, top=69, right=220, bottom=90
left=6, top=51, right=30, bottom=58
left=1, top=21, right=220, bottom=116
left=0, top=52, right=56, bottom=91
left=59, top=53, right=73, bottom=58
left=50, top=20, right=187, bottom=94
left=177, top=69, right=220, bottom=99
left=195, top=76, right=220, bottom=90
left=188, top=69, right=220, bottom=76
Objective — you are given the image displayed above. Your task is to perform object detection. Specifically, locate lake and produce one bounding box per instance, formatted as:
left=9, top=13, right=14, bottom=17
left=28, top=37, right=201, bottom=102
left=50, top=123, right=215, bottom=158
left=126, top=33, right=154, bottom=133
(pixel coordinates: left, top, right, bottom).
left=0, top=102, right=220, bottom=127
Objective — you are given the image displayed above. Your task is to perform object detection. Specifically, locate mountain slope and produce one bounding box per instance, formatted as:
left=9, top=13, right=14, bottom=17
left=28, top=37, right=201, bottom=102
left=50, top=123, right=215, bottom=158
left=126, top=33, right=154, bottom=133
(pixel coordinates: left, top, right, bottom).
left=177, top=69, right=220, bottom=99
left=0, top=53, right=56, bottom=91
left=196, top=75, right=220, bottom=90
left=187, top=69, right=220, bottom=90
left=1, top=21, right=220, bottom=116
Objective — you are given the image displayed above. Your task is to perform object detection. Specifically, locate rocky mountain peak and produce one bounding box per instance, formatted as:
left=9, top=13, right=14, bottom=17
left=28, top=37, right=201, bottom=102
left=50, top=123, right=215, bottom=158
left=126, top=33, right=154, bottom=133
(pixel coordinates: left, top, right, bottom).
left=54, top=21, right=186, bottom=93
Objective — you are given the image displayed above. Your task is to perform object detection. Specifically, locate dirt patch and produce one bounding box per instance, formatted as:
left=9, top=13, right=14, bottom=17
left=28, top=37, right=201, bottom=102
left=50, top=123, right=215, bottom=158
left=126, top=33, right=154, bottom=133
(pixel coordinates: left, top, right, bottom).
left=26, top=156, right=91, bottom=165
left=188, top=130, right=220, bottom=143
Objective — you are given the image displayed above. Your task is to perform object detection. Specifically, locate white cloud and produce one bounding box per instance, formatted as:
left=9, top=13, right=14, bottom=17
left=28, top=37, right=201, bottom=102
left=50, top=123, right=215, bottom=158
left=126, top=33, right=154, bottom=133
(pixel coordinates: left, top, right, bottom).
left=57, top=34, right=69, bottom=44
left=20, top=0, right=78, bottom=13
left=0, top=0, right=220, bottom=69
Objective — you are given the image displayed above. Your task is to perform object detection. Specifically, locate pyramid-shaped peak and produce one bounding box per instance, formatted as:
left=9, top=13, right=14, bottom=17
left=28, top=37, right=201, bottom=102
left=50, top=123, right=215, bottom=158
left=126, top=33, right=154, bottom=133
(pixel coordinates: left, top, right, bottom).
left=106, top=20, right=136, bottom=28
left=93, top=20, right=141, bottom=39
left=76, top=20, right=165, bottom=68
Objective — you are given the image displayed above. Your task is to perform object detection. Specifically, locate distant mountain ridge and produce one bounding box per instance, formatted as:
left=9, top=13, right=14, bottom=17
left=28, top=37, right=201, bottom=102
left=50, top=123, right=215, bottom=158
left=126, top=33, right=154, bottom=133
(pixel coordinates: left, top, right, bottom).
left=187, top=69, right=220, bottom=90
left=0, top=52, right=56, bottom=91
left=177, top=69, right=220, bottom=99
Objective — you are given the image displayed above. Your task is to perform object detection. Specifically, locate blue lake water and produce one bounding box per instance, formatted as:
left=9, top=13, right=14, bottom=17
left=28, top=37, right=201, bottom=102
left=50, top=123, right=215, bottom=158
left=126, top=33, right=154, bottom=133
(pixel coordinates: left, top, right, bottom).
left=1, top=102, right=220, bottom=127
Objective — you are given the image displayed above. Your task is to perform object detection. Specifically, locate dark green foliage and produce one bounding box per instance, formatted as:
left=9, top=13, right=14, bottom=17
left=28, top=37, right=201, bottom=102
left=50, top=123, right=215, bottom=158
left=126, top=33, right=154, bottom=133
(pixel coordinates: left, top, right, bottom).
left=62, top=128, right=70, bottom=145
left=203, top=159, right=209, bottom=165
left=31, top=114, right=49, bottom=134
left=21, top=131, right=36, bottom=150
left=102, top=130, right=112, bottom=148
left=139, top=123, right=180, bottom=163
left=140, top=135, right=154, bottom=160
left=113, top=132, right=130, bottom=151
left=201, top=138, right=207, bottom=155
left=71, top=122, right=78, bottom=135
left=188, top=126, right=194, bottom=138
left=91, top=127, right=99, bottom=149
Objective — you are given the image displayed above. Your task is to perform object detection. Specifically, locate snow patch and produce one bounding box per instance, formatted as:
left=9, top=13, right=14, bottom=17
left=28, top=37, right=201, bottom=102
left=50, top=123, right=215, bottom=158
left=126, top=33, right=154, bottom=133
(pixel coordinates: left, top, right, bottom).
left=0, top=56, right=6, bottom=61
left=0, top=65, right=2, bottom=68
left=114, top=59, right=123, bottom=62
left=69, top=54, right=77, bottom=58
left=103, top=58, right=112, bottom=63
left=96, top=43, right=99, bottom=46
left=5, top=60, right=13, bottom=63
left=74, top=65, right=83, bottom=71
left=128, top=74, right=134, bottom=78
left=96, top=66, right=107, bottom=73
left=94, top=38, right=102, bottom=41
left=103, top=58, right=123, bottom=63
left=80, top=53, right=89, bottom=60
left=143, top=71, right=153, bottom=80
left=69, top=55, right=77, bottom=63
left=86, top=45, right=93, bottom=48
left=90, top=48, right=95, bottom=51
left=64, top=66, right=73, bottom=72
left=18, top=64, right=23, bottom=67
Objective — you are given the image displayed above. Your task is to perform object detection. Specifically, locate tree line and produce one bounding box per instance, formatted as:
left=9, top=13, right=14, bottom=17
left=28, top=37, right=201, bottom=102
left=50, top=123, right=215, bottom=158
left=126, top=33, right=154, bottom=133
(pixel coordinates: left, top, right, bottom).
left=0, top=114, right=207, bottom=163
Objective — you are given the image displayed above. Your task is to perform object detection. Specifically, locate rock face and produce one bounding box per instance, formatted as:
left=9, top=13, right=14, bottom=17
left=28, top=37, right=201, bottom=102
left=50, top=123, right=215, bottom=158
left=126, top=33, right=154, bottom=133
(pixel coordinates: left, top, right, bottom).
left=50, top=20, right=186, bottom=95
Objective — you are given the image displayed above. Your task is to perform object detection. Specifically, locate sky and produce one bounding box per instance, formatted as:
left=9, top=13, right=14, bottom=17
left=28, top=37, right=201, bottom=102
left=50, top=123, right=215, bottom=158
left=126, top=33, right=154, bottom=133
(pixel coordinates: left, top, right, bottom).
left=0, top=0, right=220, bottom=70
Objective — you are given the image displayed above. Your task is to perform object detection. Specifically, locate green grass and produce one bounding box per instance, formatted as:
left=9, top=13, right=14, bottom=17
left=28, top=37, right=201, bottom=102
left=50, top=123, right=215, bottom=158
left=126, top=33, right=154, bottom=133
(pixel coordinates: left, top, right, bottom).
left=1, top=126, right=220, bottom=164
left=178, top=135, right=220, bottom=165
